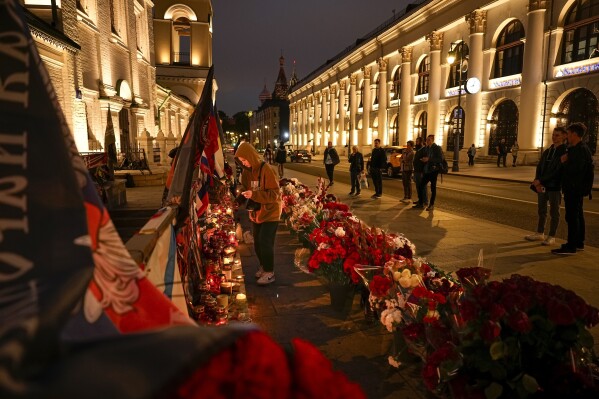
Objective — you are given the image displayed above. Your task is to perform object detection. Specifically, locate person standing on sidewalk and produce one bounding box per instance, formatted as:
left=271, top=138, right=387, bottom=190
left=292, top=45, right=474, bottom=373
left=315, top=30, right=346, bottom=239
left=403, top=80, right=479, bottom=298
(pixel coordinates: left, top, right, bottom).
left=263, top=143, right=274, bottom=165
left=414, top=136, right=424, bottom=150
left=552, top=123, right=594, bottom=255
left=275, top=143, right=287, bottom=178
left=235, top=142, right=282, bottom=285
left=412, top=140, right=429, bottom=208
left=400, top=141, right=414, bottom=203
left=467, top=144, right=476, bottom=166
left=369, top=138, right=386, bottom=198
left=418, top=135, right=443, bottom=211
left=511, top=140, right=520, bottom=167
left=348, top=145, right=364, bottom=197
left=526, top=127, right=567, bottom=246
left=496, top=138, right=507, bottom=167
left=323, top=141, right=340, bottom=186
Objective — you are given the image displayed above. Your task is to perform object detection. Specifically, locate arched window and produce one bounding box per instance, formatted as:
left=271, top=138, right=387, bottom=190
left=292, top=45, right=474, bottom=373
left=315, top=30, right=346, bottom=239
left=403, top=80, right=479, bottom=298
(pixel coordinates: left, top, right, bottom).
left=390, top=116, right=399, bottom=146
left=561, top=0, right=599, bottom=64
left=173, top=17, right=191, bottom=64
left=392, top=68, right=401, bottom=101
left=416, top=112, right=428, bottom=141
left=559, top=88, right=599, bottom=154
left=416, top=56, right=430, bottom=95
left=489, top=100, right=519, bottom=155
left=373, top=74, right=380, bottom=105
left=447, top=42, right=469, bottom=88
left=446, top=107, right=465, bottom=152
left=493, top=20, right=525, bottom=78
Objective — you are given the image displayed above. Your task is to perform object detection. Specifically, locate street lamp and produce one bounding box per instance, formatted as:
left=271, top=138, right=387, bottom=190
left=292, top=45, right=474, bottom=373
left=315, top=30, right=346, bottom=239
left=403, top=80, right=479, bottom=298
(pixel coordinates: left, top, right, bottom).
left=447, top=41, right=469, bottom=172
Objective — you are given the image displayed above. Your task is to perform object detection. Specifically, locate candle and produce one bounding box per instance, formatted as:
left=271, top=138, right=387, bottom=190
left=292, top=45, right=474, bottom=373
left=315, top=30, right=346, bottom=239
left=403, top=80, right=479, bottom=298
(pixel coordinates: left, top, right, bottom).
left=216, top=294, right=229, bottom=308
left=226, top=207, right=233, bottom=215
left=236, top=293, right=246, bottom=302
left=220, top=282, right=233, bottom=295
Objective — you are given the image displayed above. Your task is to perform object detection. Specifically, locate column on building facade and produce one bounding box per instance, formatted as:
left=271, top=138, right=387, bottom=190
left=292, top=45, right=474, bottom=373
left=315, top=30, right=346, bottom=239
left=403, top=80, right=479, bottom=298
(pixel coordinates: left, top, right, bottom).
left=519, top=0, right=546, bottom=150
left=349, top=74, right=358, bottom=148
left=377, top=58, right=388, bottom=145
left=322, top=88, right=330, bottom=147
left=301, top=99, right=308, bottom=148
left=361, top=66, right=372, bottom=149
left=307, top=97, right=314, bottom=152
left=465, top=10, right=486, bottom=152
left=314, top=93, right=322, bottom=151
left=399, top=46, right=413, bottom=144
left=339, top=80, right=347, bottom=147
left=426, top=31, right=443, bottom=141
left=291, top=104, right=297, bottom=147
left=330, top=84, right=338, bottom=146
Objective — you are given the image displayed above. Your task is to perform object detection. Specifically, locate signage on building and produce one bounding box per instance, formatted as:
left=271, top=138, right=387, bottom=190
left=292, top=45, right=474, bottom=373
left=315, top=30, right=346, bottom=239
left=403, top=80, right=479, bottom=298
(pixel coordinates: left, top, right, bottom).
left=555, top=60, right=599, bottom=78
left=489, top=75, right=521, bottom=90
left=414, top=94, right=428, bottom=103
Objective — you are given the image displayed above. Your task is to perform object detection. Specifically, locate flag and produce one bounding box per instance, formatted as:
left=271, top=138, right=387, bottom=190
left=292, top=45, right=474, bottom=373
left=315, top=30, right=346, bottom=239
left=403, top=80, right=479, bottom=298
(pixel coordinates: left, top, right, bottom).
left=104, top=106, right=117, bottom=177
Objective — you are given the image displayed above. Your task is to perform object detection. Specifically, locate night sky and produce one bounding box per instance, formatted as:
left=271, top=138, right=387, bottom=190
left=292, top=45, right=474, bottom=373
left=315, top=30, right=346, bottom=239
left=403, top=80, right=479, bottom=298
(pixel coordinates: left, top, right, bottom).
left=212, top=0, right=412, bottom=116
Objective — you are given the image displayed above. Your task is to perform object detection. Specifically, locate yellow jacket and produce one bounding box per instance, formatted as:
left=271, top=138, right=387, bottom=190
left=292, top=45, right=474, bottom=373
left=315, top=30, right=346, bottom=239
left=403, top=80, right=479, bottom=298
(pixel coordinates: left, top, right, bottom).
left=235, top=142, right=281, bottom=223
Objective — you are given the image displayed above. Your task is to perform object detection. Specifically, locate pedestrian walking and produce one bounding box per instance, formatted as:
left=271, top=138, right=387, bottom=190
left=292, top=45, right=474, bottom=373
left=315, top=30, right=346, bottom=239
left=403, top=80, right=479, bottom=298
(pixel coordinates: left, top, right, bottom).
left=235, top=142, right=282, bottom=284
left=323, top=141, right=340, bottom=186
left=348, top=145, right=364, bottom=197
left=418, top=135, right=443, bottom=211
left=412, top=140, right=429, bottom=208
left=552, top=123, right=594, bottom=255
left=467, top=144, right=476, bottom=166
left=526, top=127, right=567, bottom=246
left=275, top=143, right=287, bottom=177
left=400, top=141, right=414, bottom=203
left=263, top=143, right=274, bottom=165
left=496, top=138, right=507, bottom=167
left=511, top=140, right=519, bottom=167
left=369, top=138, right=386, bottom=198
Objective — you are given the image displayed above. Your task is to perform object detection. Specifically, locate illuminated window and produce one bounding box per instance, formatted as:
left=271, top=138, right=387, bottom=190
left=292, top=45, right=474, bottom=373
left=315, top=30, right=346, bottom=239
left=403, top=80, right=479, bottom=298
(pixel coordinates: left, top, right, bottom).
left=416, top=56, right=430, bottom=95
left=493, top=20, right=524, bottom=78
left=561, top=0, right=599, bottom=64
left=392, top=68, right=400, bottom=101
left=358, top=81, right=364, bottom=108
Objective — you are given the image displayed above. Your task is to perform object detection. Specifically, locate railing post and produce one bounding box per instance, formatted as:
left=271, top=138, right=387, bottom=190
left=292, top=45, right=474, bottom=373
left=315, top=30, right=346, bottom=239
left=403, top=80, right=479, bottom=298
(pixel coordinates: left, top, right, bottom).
left=140, top=129, right=155, bottom=165
left=166, top=130, right=177, bottom=160
left=156, top=129, right=167, bottom=166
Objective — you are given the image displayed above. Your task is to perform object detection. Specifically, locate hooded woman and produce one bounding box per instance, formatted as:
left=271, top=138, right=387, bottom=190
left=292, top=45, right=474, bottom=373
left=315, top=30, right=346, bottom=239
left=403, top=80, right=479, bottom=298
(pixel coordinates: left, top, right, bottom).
left=235, top=142, right=282, bottom=285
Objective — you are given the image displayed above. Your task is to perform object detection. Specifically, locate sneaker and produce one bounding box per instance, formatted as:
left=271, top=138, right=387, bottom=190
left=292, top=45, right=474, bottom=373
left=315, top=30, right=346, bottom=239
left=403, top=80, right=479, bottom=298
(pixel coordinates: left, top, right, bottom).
left=375, top=194, right=382, bottom=198
left=401, top=198, right=412, bottom=203
left=577, top=245, right=585, bottom=251
left=426, top=206, right=434, bottom=211
left=348, top=192, right=355, bottom=196
left=525, top=233, right=544, bottom=242
left=257, top=272, right=275, bottom=285
left=551, top=245, right=576, bottom=255
left=541, top=236, right=555, bottom=246
left=371, top=194, right=378, bottom=199
left=255, top=266, right=265, bottom=279
left=354, top=192, right=361, bottom=197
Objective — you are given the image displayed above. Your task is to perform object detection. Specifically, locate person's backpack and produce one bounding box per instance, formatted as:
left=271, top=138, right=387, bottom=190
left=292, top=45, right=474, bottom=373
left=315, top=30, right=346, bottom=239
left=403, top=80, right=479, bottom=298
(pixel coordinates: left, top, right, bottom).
left=582, top=148, right=595, bottom=199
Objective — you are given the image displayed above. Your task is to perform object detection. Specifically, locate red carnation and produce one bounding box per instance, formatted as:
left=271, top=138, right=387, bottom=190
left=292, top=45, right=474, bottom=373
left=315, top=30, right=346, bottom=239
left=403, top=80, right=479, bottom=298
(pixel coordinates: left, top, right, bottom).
left=548, top=298, right=576, bottom=326
left=479, top=320, right=501, bottom=343
left=370, top=275, right=393, bottom=297
left=507, top=311, right=532, bottom=333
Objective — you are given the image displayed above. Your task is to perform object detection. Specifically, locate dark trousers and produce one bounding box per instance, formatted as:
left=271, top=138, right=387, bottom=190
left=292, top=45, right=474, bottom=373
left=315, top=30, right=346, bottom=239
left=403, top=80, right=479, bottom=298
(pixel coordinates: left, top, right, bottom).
left=350, top=169, right=361, bottom=193
left=421, top=172, right=439, bottom=206
left=325, top=164, right=335, bottom=184
left=468, top=155, right=474, bottom=166
left=497, top=154, right=507, bottom=167
left=370, top=167, right=383, bottom=195
left=252, top=221, right=279, bottom=272
left=536, top=191, right=561, bottom=237
left=563, top=191, right=585, bottom=249
left=402, top=170, right=413, bottom=199
left=414, top=172, right=428, bottom=205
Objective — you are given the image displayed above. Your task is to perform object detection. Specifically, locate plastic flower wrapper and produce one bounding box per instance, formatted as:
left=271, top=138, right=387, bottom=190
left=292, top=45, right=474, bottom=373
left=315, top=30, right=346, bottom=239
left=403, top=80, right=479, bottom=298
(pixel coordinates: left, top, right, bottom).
left=294, top=247, right=312, bottom=275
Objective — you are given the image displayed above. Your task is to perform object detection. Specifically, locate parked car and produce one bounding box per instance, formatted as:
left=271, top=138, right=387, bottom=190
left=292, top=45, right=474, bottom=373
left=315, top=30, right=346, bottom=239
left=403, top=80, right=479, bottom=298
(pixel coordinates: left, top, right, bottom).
left=365, top=146, right=406, bottom=177
left=290, top=149, right=312, bottom=163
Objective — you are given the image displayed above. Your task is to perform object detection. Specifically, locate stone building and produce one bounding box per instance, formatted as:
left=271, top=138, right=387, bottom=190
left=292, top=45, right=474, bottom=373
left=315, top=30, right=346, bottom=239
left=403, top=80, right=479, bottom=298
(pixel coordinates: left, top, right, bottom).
left=289, top=0, right=599, bottom=164
left=249, top=56, right=291, bottom=150
left=21, top=0, right=205, bottom=166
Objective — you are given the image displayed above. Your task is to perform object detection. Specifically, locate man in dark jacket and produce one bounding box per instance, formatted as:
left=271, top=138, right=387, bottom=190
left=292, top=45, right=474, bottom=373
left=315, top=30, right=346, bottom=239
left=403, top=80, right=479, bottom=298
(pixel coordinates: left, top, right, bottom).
left=348, top=145, right=364, bottom=196
left=417, top=135, right=443, bottom=211
left=323, top=141, right=340, bottom=186
left=369, top=139, right=386, bottom=198
left=552, top=123, right=594, bottom=255
left=496, top=138, right=507, bottom=167
left=413, top=141, right=429, bottom=207
left=526, top=127, right=567, bottom=245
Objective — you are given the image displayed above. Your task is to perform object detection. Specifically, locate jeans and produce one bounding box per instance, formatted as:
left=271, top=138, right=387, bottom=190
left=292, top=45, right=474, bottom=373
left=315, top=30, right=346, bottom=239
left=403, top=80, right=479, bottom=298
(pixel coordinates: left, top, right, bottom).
left=402, top=170, right=413, bottom=199
left=536, top=191, right=561, bottom=237
left=512, top=155, right=518, bottom=166
left=252, top=221, right=279, bottom=272
left=467, top=155, right=474, bottom=166
left=370, top=167, right=383, bottom=195
left=497, top=154, right=507, bottom=167
left=421, top=172, right=439, bottom=206
left=325, top=164, right=335, bottom=184
left=277, top=162, right=284, bottom=177
left=350, top=169, right=361, bottom=193
left=563, top=191, right=585, bottom=249
left=414, top=172, right=428, bottom=205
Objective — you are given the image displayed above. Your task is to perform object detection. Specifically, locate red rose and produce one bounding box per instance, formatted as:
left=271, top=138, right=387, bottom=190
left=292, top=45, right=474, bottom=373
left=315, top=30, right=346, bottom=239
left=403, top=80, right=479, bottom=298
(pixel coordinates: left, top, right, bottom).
left=548, top=298, right=576, bottom=326
left=459, top=300, right=478, bottom=322
left=507, top=311, right=532, bottom=333
left=479, top=320, right=501, bottom=343
left=489, top=303, right=507, bottom=321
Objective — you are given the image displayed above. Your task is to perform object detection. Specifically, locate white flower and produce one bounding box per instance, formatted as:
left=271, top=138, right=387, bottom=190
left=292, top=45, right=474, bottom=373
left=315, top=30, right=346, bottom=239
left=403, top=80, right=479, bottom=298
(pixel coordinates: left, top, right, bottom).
left=334, top=227, right=346, bottom=237
left=317, top=243, right=330, bottom=250
left=349, top=216, right=359, bottom=223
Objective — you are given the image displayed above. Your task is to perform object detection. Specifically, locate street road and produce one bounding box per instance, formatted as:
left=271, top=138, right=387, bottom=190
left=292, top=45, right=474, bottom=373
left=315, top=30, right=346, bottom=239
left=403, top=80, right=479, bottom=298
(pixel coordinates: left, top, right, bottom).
left=285, top=161, right=599, bottom=247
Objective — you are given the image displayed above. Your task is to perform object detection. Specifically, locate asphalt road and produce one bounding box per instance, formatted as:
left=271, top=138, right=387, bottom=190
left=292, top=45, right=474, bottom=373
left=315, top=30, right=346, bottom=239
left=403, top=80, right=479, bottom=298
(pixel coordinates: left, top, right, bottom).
left=285, top=161, right=599, bottom=247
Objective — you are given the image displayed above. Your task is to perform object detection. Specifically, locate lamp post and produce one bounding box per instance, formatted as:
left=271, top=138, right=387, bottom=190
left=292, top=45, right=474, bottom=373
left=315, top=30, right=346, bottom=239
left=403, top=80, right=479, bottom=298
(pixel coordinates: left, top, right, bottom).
left=447, top=41, right=469, bottom=172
